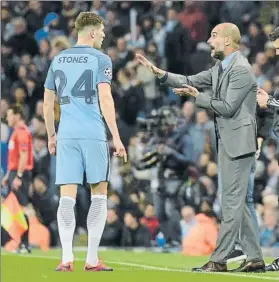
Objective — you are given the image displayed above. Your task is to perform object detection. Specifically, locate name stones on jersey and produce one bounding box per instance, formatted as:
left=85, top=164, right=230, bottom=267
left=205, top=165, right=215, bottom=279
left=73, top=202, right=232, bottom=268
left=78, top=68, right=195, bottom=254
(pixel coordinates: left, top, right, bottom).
left=58, top=56, right=89, bottom=63
left=104, top=68, right=112, bottom=80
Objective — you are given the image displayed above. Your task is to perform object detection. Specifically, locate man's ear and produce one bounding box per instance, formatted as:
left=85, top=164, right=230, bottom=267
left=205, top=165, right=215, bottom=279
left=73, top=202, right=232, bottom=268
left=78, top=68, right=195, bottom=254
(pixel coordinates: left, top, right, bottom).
left=225, top=36, right=231, bottom=46
left=90, top=30, right=95, bottom=39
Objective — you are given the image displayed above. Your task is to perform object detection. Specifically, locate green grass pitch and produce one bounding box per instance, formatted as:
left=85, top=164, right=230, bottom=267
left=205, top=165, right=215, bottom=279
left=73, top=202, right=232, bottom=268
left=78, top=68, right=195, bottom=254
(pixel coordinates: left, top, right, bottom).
left=2, top=249, right=278, bottom=282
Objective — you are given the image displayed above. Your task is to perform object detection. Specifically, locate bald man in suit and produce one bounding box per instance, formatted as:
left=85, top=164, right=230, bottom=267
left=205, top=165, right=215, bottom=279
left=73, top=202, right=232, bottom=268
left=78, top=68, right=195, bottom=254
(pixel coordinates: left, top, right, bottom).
left=136, top=23, right=265, bottom=272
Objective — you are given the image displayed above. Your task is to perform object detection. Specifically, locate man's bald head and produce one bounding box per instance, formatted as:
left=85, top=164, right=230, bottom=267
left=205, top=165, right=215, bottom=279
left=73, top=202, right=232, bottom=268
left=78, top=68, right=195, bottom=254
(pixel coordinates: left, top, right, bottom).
left=207, top=23, right=241, bottom=60
left=217, top=23, right=241, bottom=47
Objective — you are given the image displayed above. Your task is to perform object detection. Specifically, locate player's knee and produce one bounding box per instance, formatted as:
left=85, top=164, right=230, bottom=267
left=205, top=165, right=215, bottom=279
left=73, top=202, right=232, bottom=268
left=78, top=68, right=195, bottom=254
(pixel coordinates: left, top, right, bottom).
left=90, top=181, right=108, bottom=195
left=60, top=184, right=78, bottom=199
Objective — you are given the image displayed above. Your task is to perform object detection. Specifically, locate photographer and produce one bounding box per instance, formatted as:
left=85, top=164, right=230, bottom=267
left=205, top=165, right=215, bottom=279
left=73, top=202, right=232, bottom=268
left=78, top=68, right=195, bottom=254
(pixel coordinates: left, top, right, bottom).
left=136, top=106, right=194, bottom=222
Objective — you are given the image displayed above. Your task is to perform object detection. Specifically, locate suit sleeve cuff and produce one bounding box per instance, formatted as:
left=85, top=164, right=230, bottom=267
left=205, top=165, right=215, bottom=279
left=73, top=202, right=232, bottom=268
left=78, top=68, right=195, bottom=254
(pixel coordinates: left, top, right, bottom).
left=158, top=72, right=168, bottom=83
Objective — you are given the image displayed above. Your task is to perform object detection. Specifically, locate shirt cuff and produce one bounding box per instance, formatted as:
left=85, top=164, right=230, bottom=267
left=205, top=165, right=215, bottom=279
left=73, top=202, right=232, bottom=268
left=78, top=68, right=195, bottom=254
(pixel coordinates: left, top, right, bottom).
left=158, top=72, right=168, bottom=83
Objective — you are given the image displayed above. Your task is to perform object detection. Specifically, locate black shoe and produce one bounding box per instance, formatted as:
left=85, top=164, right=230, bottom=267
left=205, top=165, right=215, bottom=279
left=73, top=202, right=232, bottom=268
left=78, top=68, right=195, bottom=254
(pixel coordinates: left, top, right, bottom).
left=226, top=249, right=247, bottom=263
left=230, top=259, right=265, bottom=273
left=266, top=258, right=279, bottom=272
left=192, top=261, right=227, bottom=272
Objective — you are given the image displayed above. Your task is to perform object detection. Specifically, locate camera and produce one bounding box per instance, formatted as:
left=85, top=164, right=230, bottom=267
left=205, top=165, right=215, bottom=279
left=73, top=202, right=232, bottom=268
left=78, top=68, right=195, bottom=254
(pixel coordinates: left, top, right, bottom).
left=135, top=105, right=181, bottom=170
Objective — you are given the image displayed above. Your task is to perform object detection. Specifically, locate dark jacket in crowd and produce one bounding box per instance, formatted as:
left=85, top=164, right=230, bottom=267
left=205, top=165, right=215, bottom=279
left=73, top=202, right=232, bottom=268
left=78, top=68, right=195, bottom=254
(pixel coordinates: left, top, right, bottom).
left=121, top=224, right=152, bottom=247
left=165, top=22, right=192, bottom=74
left=6, top=32, right=39, bottom=57
left=100, top=220, right=123, bottom=247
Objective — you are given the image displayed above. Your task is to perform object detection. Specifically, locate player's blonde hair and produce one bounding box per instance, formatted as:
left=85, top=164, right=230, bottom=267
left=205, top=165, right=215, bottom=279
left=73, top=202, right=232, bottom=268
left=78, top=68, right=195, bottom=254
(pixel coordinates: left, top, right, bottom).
left=75, top=12, right=104, bottom=33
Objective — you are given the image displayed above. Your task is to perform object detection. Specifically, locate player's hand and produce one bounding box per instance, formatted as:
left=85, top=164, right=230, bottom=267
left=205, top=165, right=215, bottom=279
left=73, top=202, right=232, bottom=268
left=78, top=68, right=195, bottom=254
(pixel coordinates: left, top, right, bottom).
left=1, top=174, right=9, bottom=187
left=48, top=134, right=57, bottom=155
left=135, top=53, right=165, bottom=77
left=113, top=137, right=127, bottom=163
left=12, top=177, right=22, bottom=191
left=173, top=84, right=199, bottom=97
left=257, top=88, right=269, bottom=109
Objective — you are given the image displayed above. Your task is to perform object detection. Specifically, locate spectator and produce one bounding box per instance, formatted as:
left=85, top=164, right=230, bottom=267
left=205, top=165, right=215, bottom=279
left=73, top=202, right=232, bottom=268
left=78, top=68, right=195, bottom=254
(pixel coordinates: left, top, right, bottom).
left=101, top=208, right=123, bottom=247
left=1, top=6, right=13, bottom=42
left=189, top=42, right=213, bottom=75
left=252, top=63, right=267, bottom=88
left=140, top=204, right=160, bottom=240
left=33, top=39, right=50, bottom=74
left=90, top=0, right=107, bottom=19
left=121, top=210, right=151, bottom=247
left=260, top=209, right=279, bottom=247
left=135, top=48, right=158, bottom=112
left=178, top=166, right=208, bottom=212
left=25, top=1, right=45, bottom=34
left=164, top=8, right=192, bottom=74
left=178, top=1, right=208, bottom=42
left=180, top=101, right=196, bottom=128
left=33, top=134, right=50, bottom=180
left=12, top=87, right=30, bottom=121
left=248, top=23, right=268, bottom=62
left=180, top=206, right=197, bottom=240
left=117, top=68, right=145, bottom=126
left=152, top=17, right=166, bottom=58
left=220, top=2, right=259, bottom=33
left=0, top=99, right=10, bottom=122
left=182, top=211, right=218, bottom=256
left=30, top=175, right=59, bottom=246
left=190, top=109, right=215, bottom=163
left=29, top=115, right=47, bottom=136
left=115, top=37, right=134, bottom=70
left=125, top=25, right=146, bottom=50
left=5, top=17, right=38, bottom=57
left=34, top=100, right=44, bottom=119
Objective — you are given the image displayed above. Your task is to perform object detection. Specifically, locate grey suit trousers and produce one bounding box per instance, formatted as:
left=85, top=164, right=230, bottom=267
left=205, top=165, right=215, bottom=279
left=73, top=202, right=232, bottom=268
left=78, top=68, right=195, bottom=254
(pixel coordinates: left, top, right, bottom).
left=210, top=139, right=263, bottom=263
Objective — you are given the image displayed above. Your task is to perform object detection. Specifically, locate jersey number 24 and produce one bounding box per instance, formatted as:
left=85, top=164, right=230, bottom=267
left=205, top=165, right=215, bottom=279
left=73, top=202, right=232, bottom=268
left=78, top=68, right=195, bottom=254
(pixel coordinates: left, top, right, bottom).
left=54, top=69, right=96, bottom=105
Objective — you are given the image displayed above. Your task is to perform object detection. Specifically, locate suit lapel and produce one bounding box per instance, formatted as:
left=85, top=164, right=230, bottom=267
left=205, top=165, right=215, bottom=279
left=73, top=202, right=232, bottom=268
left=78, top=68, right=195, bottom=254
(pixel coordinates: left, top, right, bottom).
left=217, top=51, right=240, bottom=92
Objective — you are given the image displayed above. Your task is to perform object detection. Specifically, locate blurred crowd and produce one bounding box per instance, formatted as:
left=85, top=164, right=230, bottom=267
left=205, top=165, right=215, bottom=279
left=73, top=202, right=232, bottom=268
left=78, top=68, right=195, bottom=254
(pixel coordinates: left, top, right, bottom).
left=1, top=1, right=279, bottom=252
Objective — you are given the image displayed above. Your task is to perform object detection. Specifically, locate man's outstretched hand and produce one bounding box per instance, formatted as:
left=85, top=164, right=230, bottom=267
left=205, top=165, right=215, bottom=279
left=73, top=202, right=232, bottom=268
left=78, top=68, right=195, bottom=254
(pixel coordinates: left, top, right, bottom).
left=173, top=84, right=200, bottom=97
left=136, top=53, right=165, bottom=77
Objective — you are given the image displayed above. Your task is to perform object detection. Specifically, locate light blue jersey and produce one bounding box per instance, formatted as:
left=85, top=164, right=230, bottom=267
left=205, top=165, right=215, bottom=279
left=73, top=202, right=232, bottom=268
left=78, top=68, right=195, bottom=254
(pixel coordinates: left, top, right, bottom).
left=44, top=45, right=112, bottom=185
left=44, top=45, right=112, bottom=141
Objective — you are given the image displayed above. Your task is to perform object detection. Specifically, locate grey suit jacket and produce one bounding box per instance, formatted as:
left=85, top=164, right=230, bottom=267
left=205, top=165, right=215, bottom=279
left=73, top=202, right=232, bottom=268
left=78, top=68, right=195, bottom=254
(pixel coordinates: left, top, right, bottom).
left=161, top=51, right=257, bottom=158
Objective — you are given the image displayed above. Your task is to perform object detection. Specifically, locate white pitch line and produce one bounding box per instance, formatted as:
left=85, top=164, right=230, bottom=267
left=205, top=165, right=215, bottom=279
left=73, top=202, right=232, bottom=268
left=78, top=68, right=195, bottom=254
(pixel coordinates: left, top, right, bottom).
left=2, top=253, right=279, bottom=280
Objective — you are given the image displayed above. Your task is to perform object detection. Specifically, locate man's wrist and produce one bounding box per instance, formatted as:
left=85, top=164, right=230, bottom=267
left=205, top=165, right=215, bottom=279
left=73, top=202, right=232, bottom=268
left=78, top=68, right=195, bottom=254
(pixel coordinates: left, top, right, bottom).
left=17, top=172, right=23, bottom=178
left=157, top=71, right=166, bottom=79
left=158, top=71, right=168, bottom=83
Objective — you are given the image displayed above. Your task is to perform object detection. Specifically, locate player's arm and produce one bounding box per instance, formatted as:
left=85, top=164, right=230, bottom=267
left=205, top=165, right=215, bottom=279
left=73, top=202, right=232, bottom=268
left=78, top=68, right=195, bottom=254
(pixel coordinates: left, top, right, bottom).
left=43, top=62, right=57, bottom=154
left=43, top=62, right=56, bottom=138
left=43, top=88, right=56, bottom=138
left=97, top=54, right=127, bottom=161
left=98, top=83, right=120, bottom=140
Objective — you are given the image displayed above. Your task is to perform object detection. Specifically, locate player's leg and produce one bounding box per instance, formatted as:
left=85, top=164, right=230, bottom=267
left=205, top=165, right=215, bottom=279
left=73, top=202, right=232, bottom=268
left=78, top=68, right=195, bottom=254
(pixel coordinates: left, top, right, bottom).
left=85, top=181, right=112, bottom=271
left=82, top=140, right=112, bottom=271
left=55, top=140, right=84, bottom=271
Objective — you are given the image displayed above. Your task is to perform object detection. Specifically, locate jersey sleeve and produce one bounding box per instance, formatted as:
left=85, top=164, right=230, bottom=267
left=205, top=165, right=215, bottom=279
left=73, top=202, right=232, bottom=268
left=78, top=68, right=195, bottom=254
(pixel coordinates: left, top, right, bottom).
left=44, top=62, right=56, bottom=91
left=17, top=130, right=30, bottom=152
left=97, top=55, right=112, bottom=85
